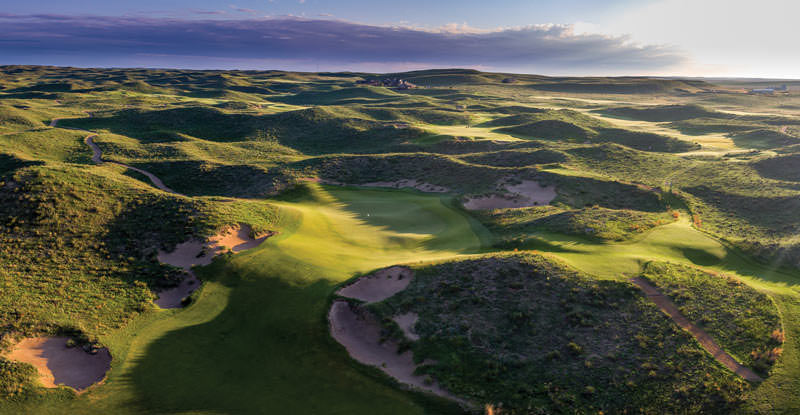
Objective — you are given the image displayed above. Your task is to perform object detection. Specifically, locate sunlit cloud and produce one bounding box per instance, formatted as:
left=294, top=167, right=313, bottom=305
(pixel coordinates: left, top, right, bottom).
left=0, top=14, right=687, bottom=74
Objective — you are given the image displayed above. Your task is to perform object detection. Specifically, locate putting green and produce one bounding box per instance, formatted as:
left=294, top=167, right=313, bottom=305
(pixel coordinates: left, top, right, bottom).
left=5, top=186, right=800, bottom=414
left=3, top=184, right=483, bottom=415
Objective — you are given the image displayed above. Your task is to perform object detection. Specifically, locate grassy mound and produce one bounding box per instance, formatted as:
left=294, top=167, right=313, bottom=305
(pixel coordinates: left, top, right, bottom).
left=752, top=153, right=800, bottom=182
left=0, top=105, right=42, bottom=133
left=273, top=86, right=402, bottom=105
left=128, top=160, right=295, bottom=197
left=299, top=153, right=509, bottom=194
left=731, top=129, right=800, bottom=150
left=0, top=162, right=283, bottom=340
left=61, top=106, right=425, bottom=154
left=476, top=205, right=674, bottom=248
left=641, top=262, right=783, bottom=375
left=601, top=104, right=720, bottom=122
left=460, top=149, right=567, bottom=167
left=369, top=254, right=749, bottom=414
left=500, top=120, right=593, bottom=140
left=594, top=128, right=701, bottom=153
left=529, top=78, right=709, bottom=94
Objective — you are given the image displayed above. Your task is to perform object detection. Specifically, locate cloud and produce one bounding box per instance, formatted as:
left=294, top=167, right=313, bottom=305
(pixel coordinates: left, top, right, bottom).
left=0, top=14, right=686, bottom=74
left=229, top=5, right=258, bottom=14
left=590, top=0, right=800, bottom=77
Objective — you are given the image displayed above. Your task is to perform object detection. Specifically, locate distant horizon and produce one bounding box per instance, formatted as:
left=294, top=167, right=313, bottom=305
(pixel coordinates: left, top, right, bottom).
left=2, top=4, right=799, bottom=79
left=4, top=64, right=800, bottom=83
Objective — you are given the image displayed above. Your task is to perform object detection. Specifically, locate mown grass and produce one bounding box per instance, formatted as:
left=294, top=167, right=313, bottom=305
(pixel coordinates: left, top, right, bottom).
left=0, top=184, right=484, bottom=414
left=3, top=66, right=800, bottom=415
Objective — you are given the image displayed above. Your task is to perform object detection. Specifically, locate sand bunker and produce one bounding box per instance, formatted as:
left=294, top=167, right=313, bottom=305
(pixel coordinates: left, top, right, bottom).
left=5, top=337, right=111, bottom=391
left=208, top=224, right=273, bottom=253
left=331, top=268, right=464, bottom=403
left=392, top=312, right=420, bottom=341
left=336, top=266, right=414, bottom=303
left=155, top=223, right=271, bottom=308
left=329, top=302, right=460, bottom=402
left=463, top=179, right=556, bottom=210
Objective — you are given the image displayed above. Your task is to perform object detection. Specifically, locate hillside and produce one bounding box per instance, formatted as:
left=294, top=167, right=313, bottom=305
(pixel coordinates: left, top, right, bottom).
left=0, top=66, right=799, bottom=415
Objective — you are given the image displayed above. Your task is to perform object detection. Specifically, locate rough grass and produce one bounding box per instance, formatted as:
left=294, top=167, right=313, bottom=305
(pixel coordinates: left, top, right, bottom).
left=0, top=184, right=483, bottom=414
left=370, top=254, right=749, bottom=414
left=2, top=65, right=800, bottom=414
left=477, top=205, right=675, bottom=246
left=641, top=262, right=783, bottom=374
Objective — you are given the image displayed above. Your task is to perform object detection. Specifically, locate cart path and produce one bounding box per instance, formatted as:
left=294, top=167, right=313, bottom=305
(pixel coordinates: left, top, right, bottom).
left=51, top=118, right=182, bottom=195
left=630, top=277, right=763, bottom=382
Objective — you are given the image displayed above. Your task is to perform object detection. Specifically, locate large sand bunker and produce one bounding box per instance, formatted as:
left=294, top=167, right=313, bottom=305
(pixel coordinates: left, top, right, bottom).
left=329, top=302, right=459, bottom=401
left=331, top=266, right=463, bottom=403
left=336, top=266, right=413, bottom=303
left=5, top=337, right=111, bottom=391
left=155, top=223, right=272, bottom=308
left=463, top=179, right=556, bottom=210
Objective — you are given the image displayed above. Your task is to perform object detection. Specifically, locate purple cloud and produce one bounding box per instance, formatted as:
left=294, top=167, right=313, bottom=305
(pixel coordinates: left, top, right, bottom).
left=0, top=14, right=686, bottom=73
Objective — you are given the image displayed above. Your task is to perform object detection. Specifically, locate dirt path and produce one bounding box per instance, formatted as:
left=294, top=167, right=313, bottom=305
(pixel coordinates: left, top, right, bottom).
left=83, top=135, right=179, bottom=194
left=630, top=277, right=763, bottom=382
left=51, top=119, right=181, bottom=195
left=5, top=337, right=111, bottom=391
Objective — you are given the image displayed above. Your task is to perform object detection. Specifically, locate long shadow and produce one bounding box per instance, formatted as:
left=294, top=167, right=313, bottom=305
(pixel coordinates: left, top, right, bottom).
left=58, top=107, right=422, bottom=155
left=124, top=260, right=464, bottom=415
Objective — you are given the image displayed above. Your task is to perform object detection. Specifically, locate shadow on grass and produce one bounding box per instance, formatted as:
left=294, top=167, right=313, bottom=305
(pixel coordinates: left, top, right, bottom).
left=124, top=260, right=464, bottom=415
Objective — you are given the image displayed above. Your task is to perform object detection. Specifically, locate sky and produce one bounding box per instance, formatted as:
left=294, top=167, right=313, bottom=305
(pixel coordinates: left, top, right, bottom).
left=0, top=0, right=797, bottom=77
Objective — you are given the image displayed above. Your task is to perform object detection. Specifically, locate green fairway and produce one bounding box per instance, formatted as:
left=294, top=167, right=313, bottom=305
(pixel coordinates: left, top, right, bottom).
left=509, top=214, right=800, bottom=414
left=3, top=67, right=800, bottom=414
left=1, top=184, right=483, bottom=415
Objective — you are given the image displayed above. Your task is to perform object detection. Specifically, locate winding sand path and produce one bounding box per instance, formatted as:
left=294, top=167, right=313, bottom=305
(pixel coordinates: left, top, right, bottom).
left=51, top=118, right=181, bottom=195
left=630, top=277, right=763, bottom=382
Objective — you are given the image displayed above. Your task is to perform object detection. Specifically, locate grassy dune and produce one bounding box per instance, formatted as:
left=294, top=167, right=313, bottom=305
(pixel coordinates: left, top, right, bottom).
left=0, top=184, right=483, bottom=414
left=3, top=66, right=800, bottom=414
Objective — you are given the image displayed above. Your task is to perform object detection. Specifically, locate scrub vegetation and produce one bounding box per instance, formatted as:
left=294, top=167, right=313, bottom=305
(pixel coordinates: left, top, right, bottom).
left=0, top=65, right=799, bottom=414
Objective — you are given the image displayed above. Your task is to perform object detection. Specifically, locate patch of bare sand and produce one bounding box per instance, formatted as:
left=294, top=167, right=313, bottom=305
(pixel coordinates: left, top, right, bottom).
left=392, top=312, right=420, bottom=341
left=336, top=266, right=414, bottom=303
left=463, top=179, right=556, bottom=210
left=208, top=223, right=273, bottom=253
left=5, top=337, right=111, bottom=391
left=329, top=302, right=461, bottom=402
left=155, top=223, right=272, bottom=308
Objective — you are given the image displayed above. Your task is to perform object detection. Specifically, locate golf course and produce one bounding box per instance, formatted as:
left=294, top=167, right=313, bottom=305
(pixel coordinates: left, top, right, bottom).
left=1, top=66, right=800, bottom=414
